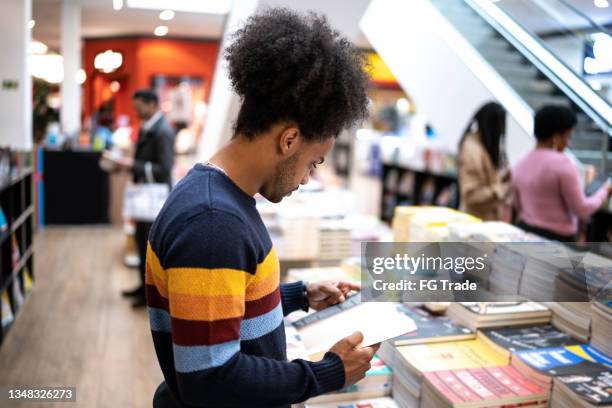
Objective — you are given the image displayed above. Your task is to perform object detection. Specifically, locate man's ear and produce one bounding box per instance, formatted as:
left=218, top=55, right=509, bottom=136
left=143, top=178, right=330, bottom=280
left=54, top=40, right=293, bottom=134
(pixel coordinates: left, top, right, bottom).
left=278, top=126, right=301, bottom=157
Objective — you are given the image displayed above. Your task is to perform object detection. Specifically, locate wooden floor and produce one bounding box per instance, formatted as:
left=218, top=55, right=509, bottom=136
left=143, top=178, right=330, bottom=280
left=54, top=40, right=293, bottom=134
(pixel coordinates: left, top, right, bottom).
left=0, top=227, right=163, bottom=408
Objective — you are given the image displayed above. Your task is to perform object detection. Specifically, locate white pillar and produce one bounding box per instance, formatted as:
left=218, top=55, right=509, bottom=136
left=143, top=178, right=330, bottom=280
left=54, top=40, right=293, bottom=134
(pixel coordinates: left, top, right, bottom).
left=197, top=0, right=260, bottom=162
left=0, top=0, right=32, bottom=150
left=60, top=0, right=81, bottom=137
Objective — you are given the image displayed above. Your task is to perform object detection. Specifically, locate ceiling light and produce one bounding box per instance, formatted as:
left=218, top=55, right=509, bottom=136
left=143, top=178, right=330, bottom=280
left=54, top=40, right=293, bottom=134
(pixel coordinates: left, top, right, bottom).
left=110, top=81, right=121, bottom=93
left=154, top=25, right=168, bottom=36
left=28, top=40, right=48, bottom=55
left=113, top=0, right=124, bottom=10
left=76, top=69, right=87, bottom=85
left=159, top=9, right=175, bottom=20
left=127, top=0, right=231, bottom=14
left=94, top=50, right=123, bottom=73
left=29, top=54, right=64, bottom=84
left=28, top=19, right=35, bottom=29
left=594, top=0, right=609, bottom=7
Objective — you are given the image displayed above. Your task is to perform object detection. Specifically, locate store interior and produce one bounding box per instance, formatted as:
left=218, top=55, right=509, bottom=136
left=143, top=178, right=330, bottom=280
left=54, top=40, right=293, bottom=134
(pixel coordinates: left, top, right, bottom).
left=0, top=0, right=611, bottom=407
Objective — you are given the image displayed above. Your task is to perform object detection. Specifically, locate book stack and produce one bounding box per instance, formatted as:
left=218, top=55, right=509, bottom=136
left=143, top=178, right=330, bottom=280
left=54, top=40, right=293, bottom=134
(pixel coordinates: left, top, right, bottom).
left=488, top=244, right=527, bottom=297
left=304, top=397, right=398, bottom=408
left=392, top=206, right=480, bottom=242
left=378, top=304, right=474, bottom=369
left=447, top=221, right=538, bottom=243
left=420, top=365, right=549, bottom=408
left=319, top=219, right=353, bottom=261
left=446, top=302, right=552, bottom=331
left=273, top=215, right=320, bottom=261
left=591, top=301, right=612, bottom=357
left=518, top=244, right=581, bottom=302
left=477, top=324, right=580, bottom=361
left=391, top=338, right=507, bottom=407
left=549, top=302, right=592, bottom=342
left=286, top=264, right=360, bottom=286
left=551, top=370, right=612, bottom=407
left=510, top=344, right=612, bottom=389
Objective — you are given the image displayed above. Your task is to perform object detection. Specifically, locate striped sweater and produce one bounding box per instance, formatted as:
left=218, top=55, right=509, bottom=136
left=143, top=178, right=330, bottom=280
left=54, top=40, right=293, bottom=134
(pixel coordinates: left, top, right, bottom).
left=146, top=164, right=345, bottom=408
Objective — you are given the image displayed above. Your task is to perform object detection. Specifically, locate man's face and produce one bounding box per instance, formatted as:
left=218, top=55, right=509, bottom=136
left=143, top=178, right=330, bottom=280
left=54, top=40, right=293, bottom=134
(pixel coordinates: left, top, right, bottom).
left=261, top=136, right=335, bottom=203
left=133, top=98, right=156, bottom=121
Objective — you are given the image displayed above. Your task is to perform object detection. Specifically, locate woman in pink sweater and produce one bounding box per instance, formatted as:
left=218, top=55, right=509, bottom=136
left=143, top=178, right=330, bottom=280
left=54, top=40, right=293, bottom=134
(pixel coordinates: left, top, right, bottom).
left=512, top=105, right=610, bottom=242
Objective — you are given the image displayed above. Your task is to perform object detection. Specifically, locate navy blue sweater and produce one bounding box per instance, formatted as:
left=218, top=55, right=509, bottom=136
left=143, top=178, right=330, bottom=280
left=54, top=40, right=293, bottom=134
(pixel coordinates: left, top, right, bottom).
left=145, top=164, right=345, bottom=407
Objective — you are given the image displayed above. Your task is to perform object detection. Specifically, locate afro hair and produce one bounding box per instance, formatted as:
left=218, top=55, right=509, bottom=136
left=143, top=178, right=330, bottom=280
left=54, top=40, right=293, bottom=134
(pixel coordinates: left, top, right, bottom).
left=225, top=7, right=370, bottom=142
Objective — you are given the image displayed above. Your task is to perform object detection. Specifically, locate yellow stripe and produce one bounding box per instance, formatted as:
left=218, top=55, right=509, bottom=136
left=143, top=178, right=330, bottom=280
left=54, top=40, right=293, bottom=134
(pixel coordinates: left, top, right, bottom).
left=147, top=242, right=167, bottom=287
left=168, top=267, right=251, bottom=296
left=250, top=247, right=280, bottom=283
left=169, top=293, right=244, bottom=321
left=246, top=268, right=279, bottom=301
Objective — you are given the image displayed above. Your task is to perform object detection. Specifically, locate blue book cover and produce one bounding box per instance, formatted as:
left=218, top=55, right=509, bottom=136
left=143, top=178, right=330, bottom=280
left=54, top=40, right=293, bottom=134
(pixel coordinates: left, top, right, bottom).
left=0, top=206, right=7, bottom=231
left=516, top=344, right=612, bottom=376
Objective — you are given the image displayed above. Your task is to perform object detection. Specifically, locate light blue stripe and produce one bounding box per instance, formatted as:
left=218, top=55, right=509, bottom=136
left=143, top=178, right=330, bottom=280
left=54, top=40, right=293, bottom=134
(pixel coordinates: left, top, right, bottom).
left=148, top=307, right=172, bottom=332
left=173, top=341, right=240, bottom=373
left=239, top=302, right=283, bottom=341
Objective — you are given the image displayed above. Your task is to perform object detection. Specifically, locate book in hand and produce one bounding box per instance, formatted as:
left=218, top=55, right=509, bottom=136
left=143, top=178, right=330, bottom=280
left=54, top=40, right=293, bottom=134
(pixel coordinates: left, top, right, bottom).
left=420, top=365, right=549, bottom=408
left=304, top=396, right=398, bottom=408
left=392, top=304, right=474, bottom=346
left=552, top=369, right=612, bottom=407
left=293, top=294, right=417, bottom=360
left=446, top=302, right=551, bottom=330
left=511, top=344, right=612, bottom=387
left=477, top=324, right=581, bottom=361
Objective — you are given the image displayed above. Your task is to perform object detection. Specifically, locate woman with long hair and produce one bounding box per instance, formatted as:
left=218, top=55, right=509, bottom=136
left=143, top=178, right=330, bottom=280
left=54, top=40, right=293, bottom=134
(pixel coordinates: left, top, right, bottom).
left=457, top=101, right=510, bottom=220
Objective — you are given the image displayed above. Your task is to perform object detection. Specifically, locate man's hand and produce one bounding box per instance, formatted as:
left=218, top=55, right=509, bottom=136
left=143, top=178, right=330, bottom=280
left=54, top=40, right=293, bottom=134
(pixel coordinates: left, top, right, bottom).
left=306, top=281, right=360, bottom=311
left=328, top=331, right=380, bottom=387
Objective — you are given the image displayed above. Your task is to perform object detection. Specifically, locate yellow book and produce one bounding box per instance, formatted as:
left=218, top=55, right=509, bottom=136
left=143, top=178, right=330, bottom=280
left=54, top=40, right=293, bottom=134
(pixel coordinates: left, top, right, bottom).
left=396, top=338, right=507, bottom=375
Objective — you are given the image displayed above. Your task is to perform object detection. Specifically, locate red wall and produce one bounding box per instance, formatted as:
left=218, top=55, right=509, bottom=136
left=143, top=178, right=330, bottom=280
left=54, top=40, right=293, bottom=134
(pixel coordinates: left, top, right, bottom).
left=83, top=38, right=219, bottom=128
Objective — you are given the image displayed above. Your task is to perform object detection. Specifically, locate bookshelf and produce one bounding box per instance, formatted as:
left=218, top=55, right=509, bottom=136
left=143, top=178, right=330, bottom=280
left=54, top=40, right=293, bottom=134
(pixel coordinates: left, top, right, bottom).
left=381, top=163, right=459, bottom=223
left=0, top=150, right=34, bottom=345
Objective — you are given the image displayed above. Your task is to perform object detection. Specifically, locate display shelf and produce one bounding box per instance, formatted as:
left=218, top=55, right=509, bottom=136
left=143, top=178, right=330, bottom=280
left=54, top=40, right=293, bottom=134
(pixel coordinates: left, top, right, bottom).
left=0, top=150, right=34, bottom=346
left=380, top=162, right=459, bottom=223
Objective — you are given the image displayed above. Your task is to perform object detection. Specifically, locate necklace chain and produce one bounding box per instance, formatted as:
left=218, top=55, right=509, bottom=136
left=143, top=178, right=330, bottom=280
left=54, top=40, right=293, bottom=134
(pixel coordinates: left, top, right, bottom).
left=205, top=161, right=228, bottom=176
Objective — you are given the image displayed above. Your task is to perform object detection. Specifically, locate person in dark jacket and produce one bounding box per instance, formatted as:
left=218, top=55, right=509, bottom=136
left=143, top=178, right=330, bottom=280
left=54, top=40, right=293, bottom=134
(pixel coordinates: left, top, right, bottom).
left=119, top=90, right=175, bottom=308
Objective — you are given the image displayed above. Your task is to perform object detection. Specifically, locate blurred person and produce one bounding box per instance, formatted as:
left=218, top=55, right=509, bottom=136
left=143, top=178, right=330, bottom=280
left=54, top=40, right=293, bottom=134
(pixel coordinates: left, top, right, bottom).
left=457, top=101, right=510, bottom=220
left=145, top=9, right=378, bottom=408
left=114, top=90, right=175, bottom=307
left=512, top=105, right=609, bottom=242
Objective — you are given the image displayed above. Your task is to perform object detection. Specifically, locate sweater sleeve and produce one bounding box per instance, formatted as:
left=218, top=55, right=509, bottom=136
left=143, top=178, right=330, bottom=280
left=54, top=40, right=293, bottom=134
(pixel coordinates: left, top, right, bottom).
left=160, top=211, right=345, bottom=407
left=558, top=159, right=608, bottom=219
left=280, top=281, right=308, bottom=315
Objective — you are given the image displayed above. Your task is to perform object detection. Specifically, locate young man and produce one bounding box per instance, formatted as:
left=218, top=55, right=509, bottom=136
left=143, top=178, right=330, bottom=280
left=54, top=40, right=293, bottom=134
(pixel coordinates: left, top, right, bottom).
left=146, top=8, right=375, bottom=408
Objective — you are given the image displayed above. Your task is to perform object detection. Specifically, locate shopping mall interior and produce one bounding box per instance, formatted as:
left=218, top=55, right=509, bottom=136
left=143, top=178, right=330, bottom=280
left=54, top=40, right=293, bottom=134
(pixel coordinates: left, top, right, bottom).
left=0, top=0, right=611, bottom=407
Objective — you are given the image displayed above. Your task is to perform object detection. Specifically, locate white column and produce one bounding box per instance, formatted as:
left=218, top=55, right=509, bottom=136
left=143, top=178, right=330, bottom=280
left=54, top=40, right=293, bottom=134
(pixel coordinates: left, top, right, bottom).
left=0, top=0, right=32, bottom=150
left=197, top=0, right=260, bottom=162
left=60, top=0, right=81, bottom=137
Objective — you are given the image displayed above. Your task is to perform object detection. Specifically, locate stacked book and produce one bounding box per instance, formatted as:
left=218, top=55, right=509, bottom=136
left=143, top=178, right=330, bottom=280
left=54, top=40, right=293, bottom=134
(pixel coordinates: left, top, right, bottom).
left=591, top=300, right=612, bottom=357
left=476, top=324, right=580, bottom=361
left=378, top=304, right=474, bottom=368
left=391, top=338, right=507, bottom=407
left=304, top=397, right=399, bottom=408
left=549, top=302, right=592, bottom=342
left=286, top=264, right=360, bottom=286
left=510, top=343, right=612, bottom=389
left=319, top=219, right=354, bottom=261
left=420, top=365, right=549, bottom=408
left=392, top=206, right=480, bottom=242
left=551, top=370, right=612, bottom=407
left=445, top=302, right=552, bottom=331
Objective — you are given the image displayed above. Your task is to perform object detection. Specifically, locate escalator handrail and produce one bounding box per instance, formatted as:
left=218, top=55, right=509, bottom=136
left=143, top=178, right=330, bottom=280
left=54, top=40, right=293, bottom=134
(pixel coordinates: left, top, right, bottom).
left=466, top=0, right=612, bottom=135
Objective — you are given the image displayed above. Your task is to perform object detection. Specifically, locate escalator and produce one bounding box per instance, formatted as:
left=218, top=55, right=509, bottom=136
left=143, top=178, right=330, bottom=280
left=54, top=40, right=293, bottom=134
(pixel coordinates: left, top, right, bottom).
left=429, top=0, right=612, bottom=172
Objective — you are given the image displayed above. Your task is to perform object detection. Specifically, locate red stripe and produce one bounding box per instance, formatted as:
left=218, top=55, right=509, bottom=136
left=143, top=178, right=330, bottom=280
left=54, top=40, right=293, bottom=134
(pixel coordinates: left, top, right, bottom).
left=171, top=316, right=241, bottom=346
left=244, top=289, right=280, bottom=319
left=146, top=284, right=169, bottom=310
